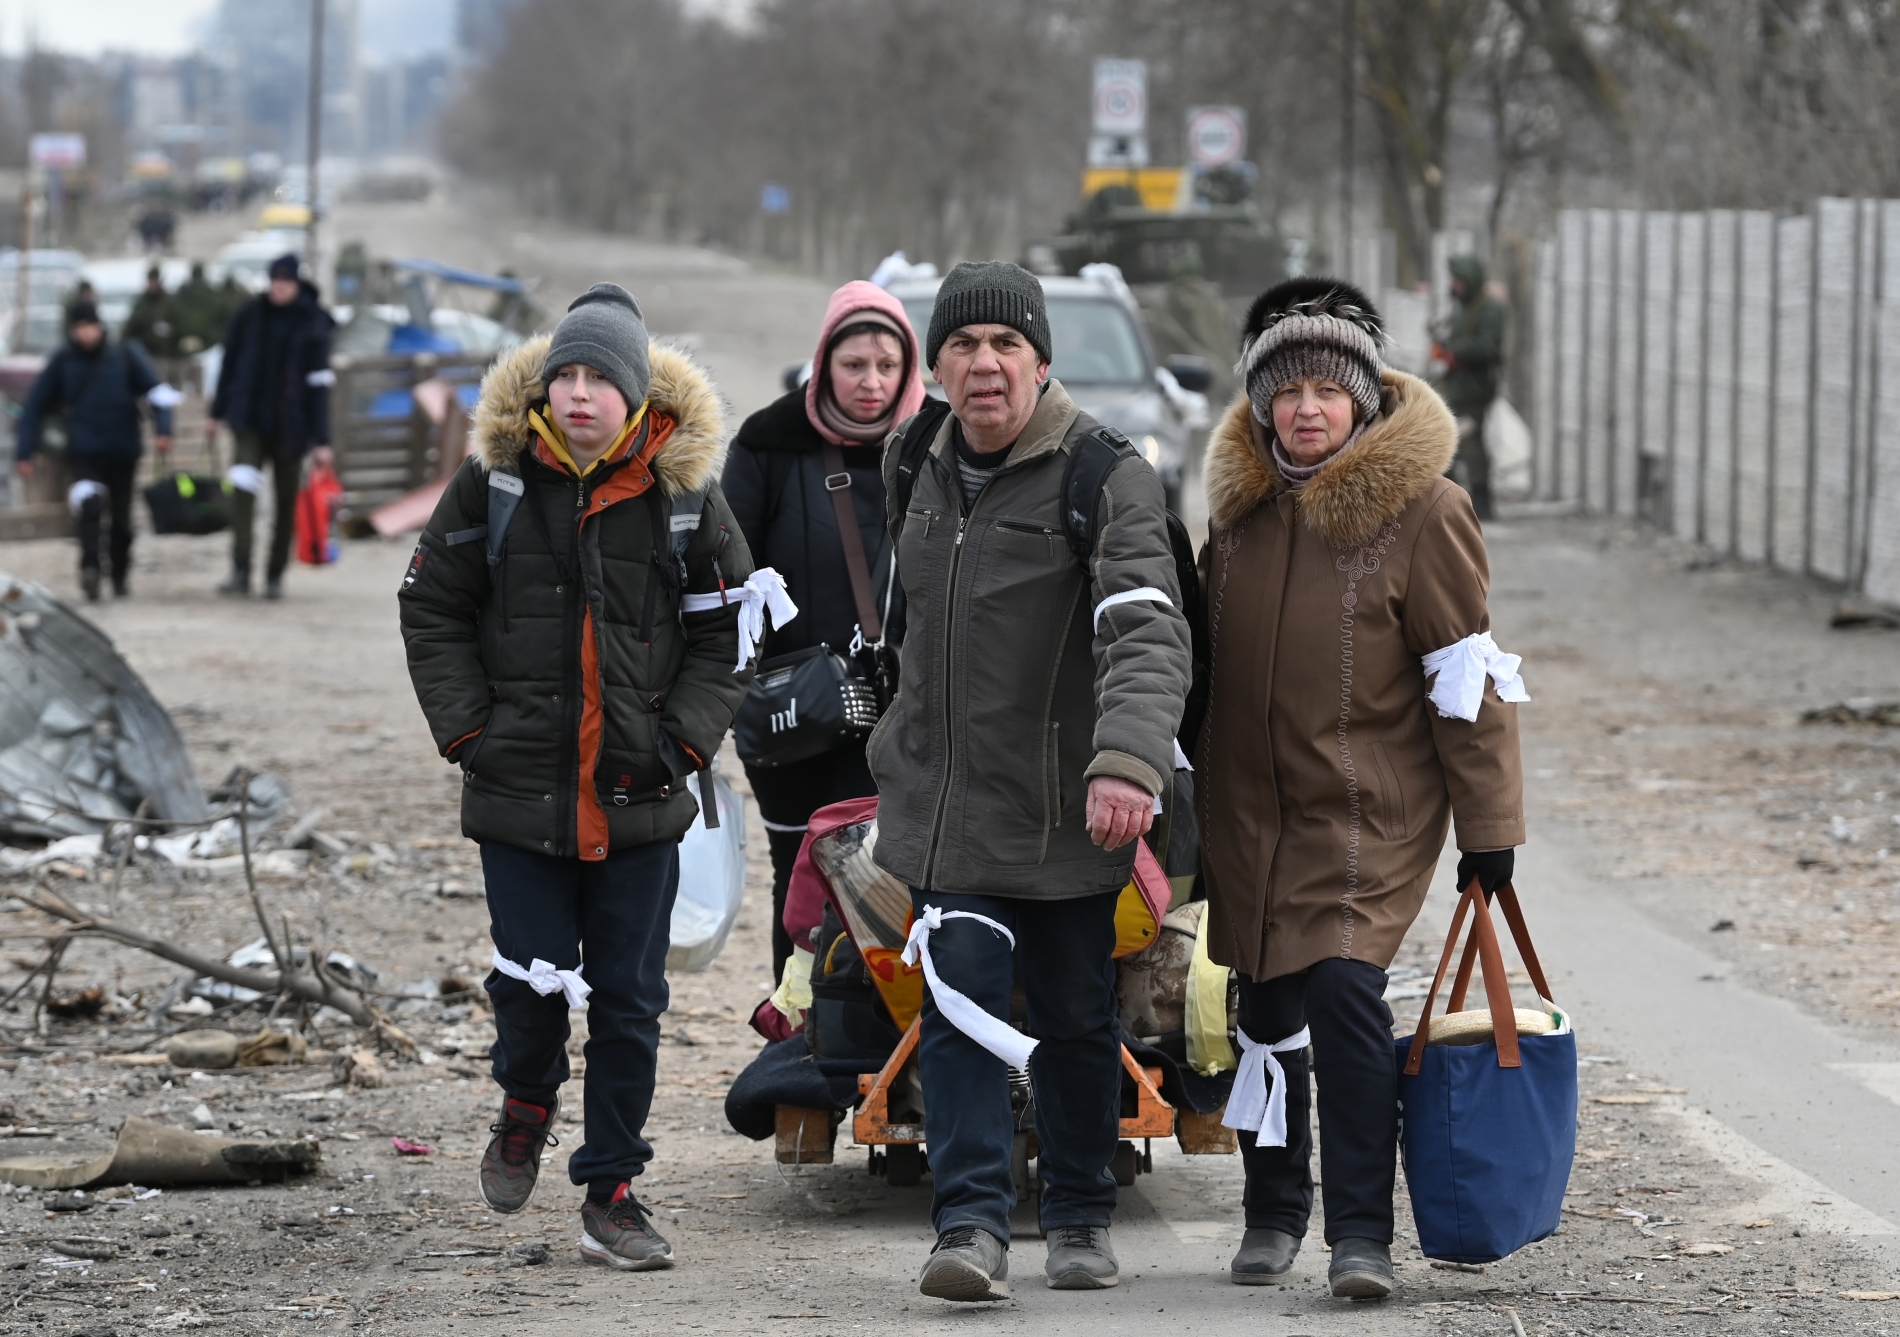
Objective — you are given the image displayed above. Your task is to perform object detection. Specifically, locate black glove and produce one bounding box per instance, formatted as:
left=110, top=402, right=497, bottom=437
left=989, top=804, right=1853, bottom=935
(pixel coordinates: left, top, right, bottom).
left=1456, top=848, right=1514, bottom=898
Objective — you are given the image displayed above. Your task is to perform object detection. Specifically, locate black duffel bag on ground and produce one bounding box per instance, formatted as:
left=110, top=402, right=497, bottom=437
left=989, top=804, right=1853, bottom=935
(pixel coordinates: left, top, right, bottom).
left=144, top=472, right=232, bottom=536
left=733, top=643, right=879, bottom=768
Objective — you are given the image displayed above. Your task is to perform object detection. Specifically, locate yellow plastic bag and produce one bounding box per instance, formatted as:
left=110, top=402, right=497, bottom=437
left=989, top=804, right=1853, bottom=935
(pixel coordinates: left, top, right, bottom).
left=1184, top=904, right=1236, bottom=1076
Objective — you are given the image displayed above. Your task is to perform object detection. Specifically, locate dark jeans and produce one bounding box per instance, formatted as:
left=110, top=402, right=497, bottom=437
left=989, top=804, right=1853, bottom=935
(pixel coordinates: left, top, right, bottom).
left=69, top=454, right=136, bottom=583
left=745, top=740, right=874, bottom=981
left=1236, top=958, right=1396, bottom=1245
left=231, top=432, right=302, bottom=580
left=909, top=886, right=1122, bottom=1243
left=481, top=839, right=679, bottom=1191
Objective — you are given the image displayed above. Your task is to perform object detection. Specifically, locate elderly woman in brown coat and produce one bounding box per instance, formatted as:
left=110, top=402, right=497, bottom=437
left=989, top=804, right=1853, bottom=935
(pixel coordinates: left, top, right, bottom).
left=1195, top=279, right=1526, bottom=1299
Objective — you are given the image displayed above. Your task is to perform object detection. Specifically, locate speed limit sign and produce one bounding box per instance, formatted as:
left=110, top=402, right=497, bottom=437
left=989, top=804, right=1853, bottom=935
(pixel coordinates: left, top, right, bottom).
left=1093, top=59, right=1147, bottom=135
left=1186, top=106, right=1248, bottom=168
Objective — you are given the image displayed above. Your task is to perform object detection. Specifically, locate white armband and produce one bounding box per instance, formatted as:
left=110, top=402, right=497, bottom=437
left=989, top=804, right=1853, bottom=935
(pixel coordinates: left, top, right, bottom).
left=1421, top=631, right=1530, bottom=722
left=1093, top=585, right=1172, bottom=633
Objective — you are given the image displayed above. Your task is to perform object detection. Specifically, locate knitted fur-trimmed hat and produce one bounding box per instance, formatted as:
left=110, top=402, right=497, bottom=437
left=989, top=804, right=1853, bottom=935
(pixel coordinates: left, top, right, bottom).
left=1239, top=278, right=1385, bottom=426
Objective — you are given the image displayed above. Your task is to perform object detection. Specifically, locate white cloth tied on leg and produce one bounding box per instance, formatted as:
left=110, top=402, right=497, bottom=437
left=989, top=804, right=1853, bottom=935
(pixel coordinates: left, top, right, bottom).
left=491, top=948, right=591, bottom=1009
left=66, top=480, right=105, bottom=514
left=679, top=566, right=797, bottom=672
left=1220, top=1026, right=1311, bottom=1146
left=1421, top=631, right=1530, bottom=722
left=226, top=463, right=264, bottom=495
left=901, top=905, right=1038, bottom=1072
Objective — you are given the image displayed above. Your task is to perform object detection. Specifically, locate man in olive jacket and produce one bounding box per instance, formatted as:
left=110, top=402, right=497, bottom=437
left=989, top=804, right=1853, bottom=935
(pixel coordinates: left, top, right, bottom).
left=400, top=285, right=757, bottom=1272
left=869, top=262, right=1191, bottom=1299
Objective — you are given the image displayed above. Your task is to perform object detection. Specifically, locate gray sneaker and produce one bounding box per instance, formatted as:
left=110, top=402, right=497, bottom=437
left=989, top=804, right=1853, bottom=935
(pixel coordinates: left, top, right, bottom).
left=1231, top=1227, right=1301, bottom=1284
left=1328, top=1237, right=1395, bottom=1299
left=918, top=1226, right=1009, bottom=1302
left=1045, top=1224, right=1119, bottom=1289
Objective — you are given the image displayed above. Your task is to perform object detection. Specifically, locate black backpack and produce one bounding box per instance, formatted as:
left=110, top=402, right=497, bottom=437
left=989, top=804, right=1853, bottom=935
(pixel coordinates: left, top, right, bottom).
left=888, top=402, right=1209, bottom=749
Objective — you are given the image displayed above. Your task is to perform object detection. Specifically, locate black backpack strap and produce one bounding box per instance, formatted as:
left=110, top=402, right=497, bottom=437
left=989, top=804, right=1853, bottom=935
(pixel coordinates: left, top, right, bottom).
left=462, top=468, right=523, bottom=565
left=888, top=398, right=954, bottom=542
left=668, top=483, right=709, bottom=575
left=1060, top=425, right=1138, bottom=560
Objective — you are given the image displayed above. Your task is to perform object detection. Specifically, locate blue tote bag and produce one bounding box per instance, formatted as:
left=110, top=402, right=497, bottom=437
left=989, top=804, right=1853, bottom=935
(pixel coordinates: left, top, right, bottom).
left=1395, top=881, right=1576, bottom=1264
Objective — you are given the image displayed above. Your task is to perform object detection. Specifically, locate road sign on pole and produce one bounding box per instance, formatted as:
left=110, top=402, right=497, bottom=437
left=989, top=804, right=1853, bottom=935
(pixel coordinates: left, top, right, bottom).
left=1092, top=59, right=1147, bottom=136
left=1186, top=106, right=1247, bottom=169
left=28, top=134, right=86, bottom=170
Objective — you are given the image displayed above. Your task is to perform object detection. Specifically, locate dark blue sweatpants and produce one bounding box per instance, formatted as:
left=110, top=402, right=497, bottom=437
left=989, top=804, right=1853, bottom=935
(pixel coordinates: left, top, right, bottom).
left=481, top=839, right=678, bottom=1192
left=909, top=887, right=1122, bottom=1243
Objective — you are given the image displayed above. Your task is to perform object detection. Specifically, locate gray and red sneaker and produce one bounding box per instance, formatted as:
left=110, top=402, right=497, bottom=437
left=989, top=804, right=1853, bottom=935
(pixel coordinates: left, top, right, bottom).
left=579, top=1183, right=674, bottom=1271
left=478, top=1095, right=558, bottom=1214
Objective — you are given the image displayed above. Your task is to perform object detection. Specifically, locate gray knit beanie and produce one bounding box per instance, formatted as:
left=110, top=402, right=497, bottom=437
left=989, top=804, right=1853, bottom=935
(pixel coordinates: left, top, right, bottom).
left=1239, top=278, right=1385, bottom=426
left=541, top=283, right=651, bottom=408
left=925, top=261, right=1051, bottom=368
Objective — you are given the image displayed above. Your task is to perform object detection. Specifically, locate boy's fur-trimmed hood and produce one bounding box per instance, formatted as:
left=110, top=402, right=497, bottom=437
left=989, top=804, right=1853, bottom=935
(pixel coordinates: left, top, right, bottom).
left=471, top=334, right=726, bottom=496
left=1203, top=368, right=1457, bottom=545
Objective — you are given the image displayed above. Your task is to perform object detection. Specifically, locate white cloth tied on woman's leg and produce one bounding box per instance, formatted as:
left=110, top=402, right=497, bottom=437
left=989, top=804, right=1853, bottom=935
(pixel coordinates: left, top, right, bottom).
left=491, top=949, right=591, bottom=1009
left=66, top=480, right=105, bottom=514
left=679, top=566, right=797, bottom=672
left=1421, top=631, right=1530, bottom=722
left=901, top=905, right=1038, bottom=1072
left=1220, top=1026, right=1312, bottom=1146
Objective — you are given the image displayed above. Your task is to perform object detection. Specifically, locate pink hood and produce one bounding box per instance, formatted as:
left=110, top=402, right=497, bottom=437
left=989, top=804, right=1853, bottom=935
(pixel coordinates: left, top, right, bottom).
left=803, top=280, right=927, bottom=446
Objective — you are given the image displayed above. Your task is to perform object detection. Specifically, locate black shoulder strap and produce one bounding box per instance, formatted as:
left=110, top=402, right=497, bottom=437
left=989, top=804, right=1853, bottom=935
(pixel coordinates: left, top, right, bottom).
left=443, top=467, right=524, bottom=562
left=888, top=398, right=954, bottom=539
left=1060, top=425, right=1137, bottom=560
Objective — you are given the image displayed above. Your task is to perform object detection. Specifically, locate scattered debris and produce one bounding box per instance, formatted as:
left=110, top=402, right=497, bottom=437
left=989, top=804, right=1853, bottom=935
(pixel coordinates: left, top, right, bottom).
left=0, top=1116, right=320, bottom=1189
left=1840, top=1291, right=1900, bottom=1301
left=1430, top=1259, right=1486, bottom=1273
left=339, top=1049, right=385, bottom=1089
left=389, top=1137, right=434, bottom=1156
left=190, top=1103, right=217, bottom=1130
left=1680, top=1241, right=1733, bottom=1256
left=1745, top=1218, right=1774, bottom=1228
left=1801, top=699, right=1900, bottom=727
left=1830, top=601, right=1900, bottom=630
left=0, top=575, right=210, bottom=841
left=1710, top=919, right=1736, bottom=931
left=168, top=1030, right=241, bottom=1070
left=509, top=1242, right=550, bottom=1265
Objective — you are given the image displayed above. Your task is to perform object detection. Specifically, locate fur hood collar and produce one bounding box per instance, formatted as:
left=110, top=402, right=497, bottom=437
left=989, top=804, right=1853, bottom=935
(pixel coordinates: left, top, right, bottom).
left=471, top=334, right=726, bottom=496
left=1203, top=369, right=1456, bottom=545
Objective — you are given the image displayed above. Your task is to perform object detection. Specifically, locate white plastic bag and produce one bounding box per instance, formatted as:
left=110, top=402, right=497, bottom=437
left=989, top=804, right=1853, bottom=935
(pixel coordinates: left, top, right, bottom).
left=667, top=769, right=746, bottom=973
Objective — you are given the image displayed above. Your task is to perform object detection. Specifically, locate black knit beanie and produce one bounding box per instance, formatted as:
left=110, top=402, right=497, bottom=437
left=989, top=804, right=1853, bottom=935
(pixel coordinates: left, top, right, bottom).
left=542, top=283, right=652, bottom=409
left=1239, top=278, right=1385, bottom=426
left=925, top=261, right=1051, bottom=368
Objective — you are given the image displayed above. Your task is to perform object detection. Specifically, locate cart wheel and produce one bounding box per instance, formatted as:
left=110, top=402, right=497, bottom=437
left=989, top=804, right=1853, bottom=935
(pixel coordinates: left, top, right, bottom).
left=886, top=1143, right=925, bottom=1187
left=1110, top=1140, right=1139, bottom=1186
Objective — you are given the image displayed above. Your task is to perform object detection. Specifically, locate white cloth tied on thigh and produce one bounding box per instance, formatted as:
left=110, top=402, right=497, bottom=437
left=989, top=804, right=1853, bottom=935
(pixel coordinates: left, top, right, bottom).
left=679, top=566, right=797, bottom=671
left=1220, top=1026, right=1312, bottom=1146
left=1421, top=631, right=1530, bottom=722
left=901, top=904, right=1037, bottom=1072
left=491, top=948, right=591, bottom=1009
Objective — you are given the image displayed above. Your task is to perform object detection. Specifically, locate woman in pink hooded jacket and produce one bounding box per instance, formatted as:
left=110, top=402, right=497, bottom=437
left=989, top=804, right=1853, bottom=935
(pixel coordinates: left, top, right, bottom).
left=722, top=280, right=927, bottom=980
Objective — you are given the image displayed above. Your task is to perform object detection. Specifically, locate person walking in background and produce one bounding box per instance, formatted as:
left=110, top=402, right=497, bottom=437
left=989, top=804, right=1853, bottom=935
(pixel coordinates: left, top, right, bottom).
left=870, top=261, right=1191, bottom=1300
left=722, top=279, right=924, bottom=989
left=1197, top=279, right=1526, bottom=1299
left=122, top=266, right=179, bottom=365
left=208, top=254, right=334, bottom=599
left=15, top=301, right=175, bottom=601
left=1431, top=255, right=1507, bottom=519
left=171, top=262, right=226, bottom=357
left=401, top=283, right=761, bottom=1273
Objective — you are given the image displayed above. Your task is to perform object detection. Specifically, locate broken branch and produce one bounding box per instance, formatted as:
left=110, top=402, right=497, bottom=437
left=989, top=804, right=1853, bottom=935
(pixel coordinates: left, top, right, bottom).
left=17, top=885, right=373, bottom=1028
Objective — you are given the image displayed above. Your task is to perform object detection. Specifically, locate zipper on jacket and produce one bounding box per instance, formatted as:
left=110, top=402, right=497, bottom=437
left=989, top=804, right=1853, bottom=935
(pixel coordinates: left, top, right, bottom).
left=923, top=512, right=972, bottom=888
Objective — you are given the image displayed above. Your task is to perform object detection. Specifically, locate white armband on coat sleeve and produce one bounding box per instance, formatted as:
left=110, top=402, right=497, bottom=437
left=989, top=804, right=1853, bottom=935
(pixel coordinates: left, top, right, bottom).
left=1092, top=586, right=1171, bottom=634
left=1420, top=631, right=1530, bottom=722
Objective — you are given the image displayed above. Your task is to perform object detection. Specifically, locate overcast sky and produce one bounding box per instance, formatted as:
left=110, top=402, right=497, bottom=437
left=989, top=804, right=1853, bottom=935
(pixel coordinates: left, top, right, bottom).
left=0, top=0, right=459, bottom=60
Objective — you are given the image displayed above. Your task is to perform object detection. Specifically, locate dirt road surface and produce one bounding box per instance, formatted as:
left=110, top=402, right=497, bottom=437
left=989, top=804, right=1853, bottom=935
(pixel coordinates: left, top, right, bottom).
left=0, top=196, right=1895, bottom=1335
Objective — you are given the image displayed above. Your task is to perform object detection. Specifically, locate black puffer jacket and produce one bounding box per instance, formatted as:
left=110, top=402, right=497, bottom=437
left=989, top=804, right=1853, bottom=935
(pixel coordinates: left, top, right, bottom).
left=17, top=337, right=173, bottom=461
left=210, top=280, right=333, bottom=454
left=723, top=388, right=904, bottom=655
left=400, top=336, right=755, bottom=855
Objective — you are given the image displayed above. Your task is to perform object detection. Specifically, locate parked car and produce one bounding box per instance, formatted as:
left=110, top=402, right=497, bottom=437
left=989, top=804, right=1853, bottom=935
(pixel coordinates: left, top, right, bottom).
left=883, top=265, right=1212, bottom=512
left=79, top=257, right=193, bottom=341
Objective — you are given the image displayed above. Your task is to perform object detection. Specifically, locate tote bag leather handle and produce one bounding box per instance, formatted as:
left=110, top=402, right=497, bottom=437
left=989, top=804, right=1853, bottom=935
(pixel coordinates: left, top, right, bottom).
left=1404, top=879, right=1557, bottom=1076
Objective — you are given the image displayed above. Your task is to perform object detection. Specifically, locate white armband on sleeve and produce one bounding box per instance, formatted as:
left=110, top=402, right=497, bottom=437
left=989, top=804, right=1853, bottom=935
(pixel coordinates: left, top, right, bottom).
left=1420, top=632, right=1530, bottom=722
left=1093, top=586, right=1171, bottom=633
left=306, top=369, right=336, bottom=388
left=147, top=383, right=184, bottom=409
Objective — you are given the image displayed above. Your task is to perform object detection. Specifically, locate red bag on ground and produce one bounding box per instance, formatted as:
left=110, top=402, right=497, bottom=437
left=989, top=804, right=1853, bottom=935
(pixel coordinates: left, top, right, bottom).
left=295, top=463, right=345, bottom=565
